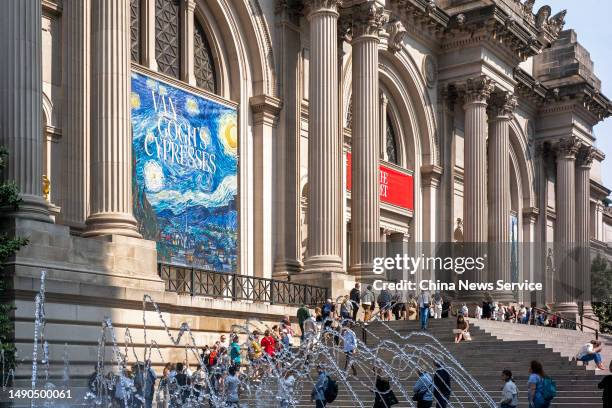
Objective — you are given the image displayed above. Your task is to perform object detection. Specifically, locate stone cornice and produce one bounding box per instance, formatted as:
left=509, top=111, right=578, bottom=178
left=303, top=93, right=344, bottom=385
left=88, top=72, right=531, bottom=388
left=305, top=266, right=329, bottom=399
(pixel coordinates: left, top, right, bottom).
left=386, top=0, right=450, bottom=45
left=42, top=0, right=62, bottom=17
left=442, top=4, right=565, bottom=62
left=514, top=68, right=547, bottom=105
left=591, top=179, right=612, bottom=200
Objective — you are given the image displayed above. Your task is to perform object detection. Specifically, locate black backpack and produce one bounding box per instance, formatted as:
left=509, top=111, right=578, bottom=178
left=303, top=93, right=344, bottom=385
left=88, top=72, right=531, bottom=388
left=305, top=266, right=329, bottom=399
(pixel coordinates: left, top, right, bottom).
left=324, top=376, right=338, bottom=403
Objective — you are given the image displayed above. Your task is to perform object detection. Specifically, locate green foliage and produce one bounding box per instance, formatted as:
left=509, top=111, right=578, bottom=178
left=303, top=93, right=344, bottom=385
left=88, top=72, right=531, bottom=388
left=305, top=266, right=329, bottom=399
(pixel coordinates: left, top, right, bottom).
left=591, top=254, right=612, bottom=334
left=0, top=146, right=29, bottom=373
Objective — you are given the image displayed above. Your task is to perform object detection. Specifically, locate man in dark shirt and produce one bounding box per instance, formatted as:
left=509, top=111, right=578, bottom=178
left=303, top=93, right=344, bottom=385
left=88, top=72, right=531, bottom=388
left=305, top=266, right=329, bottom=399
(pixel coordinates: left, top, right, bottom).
left=349, top=283, right=361, bottom=321
left=297, top=304, right=311, bottom=340
left=598, top=362, right=612, bottom=408
left=433, top=361, right=452, bottom=408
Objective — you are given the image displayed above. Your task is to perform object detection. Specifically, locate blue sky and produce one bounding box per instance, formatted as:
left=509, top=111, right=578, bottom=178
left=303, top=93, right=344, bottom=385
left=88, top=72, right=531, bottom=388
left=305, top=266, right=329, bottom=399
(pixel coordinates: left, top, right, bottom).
left=534, top=0, right=612, bottom=187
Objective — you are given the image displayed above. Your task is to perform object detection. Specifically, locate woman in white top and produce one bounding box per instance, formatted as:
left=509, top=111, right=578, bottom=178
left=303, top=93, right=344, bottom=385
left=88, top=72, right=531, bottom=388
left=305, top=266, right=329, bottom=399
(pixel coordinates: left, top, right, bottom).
left=577, top=340, right=605, bottom=370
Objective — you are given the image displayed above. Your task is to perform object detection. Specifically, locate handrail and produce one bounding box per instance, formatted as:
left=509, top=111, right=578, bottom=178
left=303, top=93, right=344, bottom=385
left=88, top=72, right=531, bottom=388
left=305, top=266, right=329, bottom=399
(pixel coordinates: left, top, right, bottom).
left=532, top=306, right=599, bottom=340
left=580, top=311, right=612, bottom=333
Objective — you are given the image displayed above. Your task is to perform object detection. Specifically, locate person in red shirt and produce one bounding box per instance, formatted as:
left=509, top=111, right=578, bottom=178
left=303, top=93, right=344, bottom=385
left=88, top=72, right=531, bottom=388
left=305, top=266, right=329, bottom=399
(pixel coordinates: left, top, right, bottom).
left=260, top=329, right=276, bottom=358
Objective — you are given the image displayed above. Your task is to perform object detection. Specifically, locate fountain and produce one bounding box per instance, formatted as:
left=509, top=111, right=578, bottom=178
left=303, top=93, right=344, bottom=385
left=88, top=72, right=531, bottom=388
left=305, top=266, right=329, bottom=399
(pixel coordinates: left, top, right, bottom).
left=1, top=271, right=497, bottom=407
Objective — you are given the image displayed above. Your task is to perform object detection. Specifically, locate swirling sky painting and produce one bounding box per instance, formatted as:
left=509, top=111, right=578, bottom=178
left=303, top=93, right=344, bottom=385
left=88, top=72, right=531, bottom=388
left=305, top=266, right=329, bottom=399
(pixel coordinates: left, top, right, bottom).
left=131, top=71, right=238, bottom=272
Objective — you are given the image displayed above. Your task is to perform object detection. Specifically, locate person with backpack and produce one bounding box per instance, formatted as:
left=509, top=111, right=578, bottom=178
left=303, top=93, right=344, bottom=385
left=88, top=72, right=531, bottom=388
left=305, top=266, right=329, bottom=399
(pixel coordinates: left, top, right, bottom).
left=527, top=360, right=555, bottom=408
left=433, top=361, right=451, bottom=408
left=413, top=370, right=434, bottom=408
left=342, top=323, right=358, bottom=376
left=499, top=369, right=518, bottom=408
left=311, top=365, right=330, bottom=408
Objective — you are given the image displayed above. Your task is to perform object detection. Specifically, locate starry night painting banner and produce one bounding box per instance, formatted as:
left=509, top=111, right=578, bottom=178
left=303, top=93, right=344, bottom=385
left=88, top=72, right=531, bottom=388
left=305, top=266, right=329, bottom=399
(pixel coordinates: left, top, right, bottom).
left=130, top=71, right=238, bottom=272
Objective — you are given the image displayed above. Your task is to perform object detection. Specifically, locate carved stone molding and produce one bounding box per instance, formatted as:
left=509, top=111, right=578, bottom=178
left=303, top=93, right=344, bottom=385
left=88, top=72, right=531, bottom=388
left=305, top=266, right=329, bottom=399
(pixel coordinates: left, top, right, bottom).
left=422, top=55, right=437, bottom=89
left=554, top=137, right=581, bottom=159
left=577, top=145, right=597, bottom=168
left=488, top=92, right=518, bottom=119
left=344, top=1, right=386, bottom=40
left=459, top=76, right=495, bottom=105
left=386, top=19, right=406, bottom=53
left=304, top=0, right=341, bottom=18
left=250, top=95, right=282, bottom=127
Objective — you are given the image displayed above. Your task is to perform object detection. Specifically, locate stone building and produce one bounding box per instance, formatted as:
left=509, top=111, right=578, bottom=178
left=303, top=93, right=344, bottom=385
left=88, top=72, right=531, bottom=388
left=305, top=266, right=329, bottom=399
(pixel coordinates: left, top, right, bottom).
left=1, top=0, right=612, bottom=381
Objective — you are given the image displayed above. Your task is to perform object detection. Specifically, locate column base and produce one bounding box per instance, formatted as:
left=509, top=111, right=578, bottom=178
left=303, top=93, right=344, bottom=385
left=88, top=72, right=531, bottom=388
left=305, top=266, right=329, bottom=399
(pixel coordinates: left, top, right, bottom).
left=84, top=212, right=142, bottom=238
left=554, top=302, right=579, bottom=321
left=304, top=254, right=344, bottom=274
left=3, top=194, right=52, bottom=223
left=488, top=289, right=516, bottom=304
left=291, top=269, right=352, bottom=300
left=273, top=259, right=304, bottom=279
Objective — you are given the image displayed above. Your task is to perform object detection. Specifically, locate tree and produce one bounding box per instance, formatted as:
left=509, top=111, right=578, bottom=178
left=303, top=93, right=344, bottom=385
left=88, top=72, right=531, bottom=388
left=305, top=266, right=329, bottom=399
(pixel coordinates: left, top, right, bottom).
left=0, top=146, right=29, bottom=373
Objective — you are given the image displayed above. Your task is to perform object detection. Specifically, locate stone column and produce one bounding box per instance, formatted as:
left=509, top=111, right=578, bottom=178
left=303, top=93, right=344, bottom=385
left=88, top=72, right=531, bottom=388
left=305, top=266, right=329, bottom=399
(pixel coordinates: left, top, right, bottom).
left=348, top=2, right=386, bottom=279
left=140, top=0, right=158, bottom=71
left=180, top=0, right=196, bottom=85
left=554, top=137, right=580, bottom=317
left=487, top=92, right=517, bottom=302
left=61, top=0, right=91, bottom=230
left=379, top=92, right=388, bottom=160
left=576, top=145, right=595, bottom=317
left=0, top=0, right=50, bottom=222
left=422, top=165, right=442, bottom=281
left=462, top=77, right=494, bottom=284
left=85, top=0, right=141, bottom=238
left=304, top=0, right=344, bottom=273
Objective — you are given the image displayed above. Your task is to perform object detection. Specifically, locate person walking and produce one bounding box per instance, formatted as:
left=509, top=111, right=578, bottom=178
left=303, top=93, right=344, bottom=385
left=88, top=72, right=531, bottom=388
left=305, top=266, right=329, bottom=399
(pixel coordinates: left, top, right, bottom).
left=413, top=370, right=434, bottom=408
left=342, top=323, right=358, bottom=376
left=143, top=360, right=156, bottom=408
left=577, top=340, right=606, bottom=370
left=361, top=285, right=375, bottom=322
left=433, top=361, right=451, bottom=408
left=527, top=360, right=554, bottom=408
left=311, top=365, right=329, bottom=408
left=350, top=283, right=361, bottom=321
left=372, top=367, right=398, bottom=408
left=433, top=292, right=443, bottom=320
left=261, top=329, right=277, bottom=358
left=224, top=365, right=241, bottom=408
left=297, top=304, right=311, bottom=341
left=499, top=369, right=518, bottom=408
left=598, top=361, right=612, bottom=408
left=418, top=290, right=431, bottom=330
left=378, top=288, right=393, bottom=321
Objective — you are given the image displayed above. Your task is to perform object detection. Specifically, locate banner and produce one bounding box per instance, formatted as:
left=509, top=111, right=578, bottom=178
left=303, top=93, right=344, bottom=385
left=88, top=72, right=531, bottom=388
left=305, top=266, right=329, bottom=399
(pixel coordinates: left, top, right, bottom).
left=130, top=71, right=238, bottom=271
left=346, top=152, right=414, bottom=211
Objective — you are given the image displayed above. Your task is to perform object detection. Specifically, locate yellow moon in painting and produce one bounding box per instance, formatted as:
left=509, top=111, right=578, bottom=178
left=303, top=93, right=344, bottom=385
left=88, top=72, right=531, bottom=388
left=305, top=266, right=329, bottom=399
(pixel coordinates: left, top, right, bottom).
left=219, top=114, right=237, bottom=156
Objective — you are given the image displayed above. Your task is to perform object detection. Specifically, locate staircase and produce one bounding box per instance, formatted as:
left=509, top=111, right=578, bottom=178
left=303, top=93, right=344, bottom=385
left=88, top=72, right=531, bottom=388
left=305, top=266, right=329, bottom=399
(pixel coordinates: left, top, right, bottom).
left=286, top=318, right=604, bottom=407
left=472, top=318, right=612, bottom=374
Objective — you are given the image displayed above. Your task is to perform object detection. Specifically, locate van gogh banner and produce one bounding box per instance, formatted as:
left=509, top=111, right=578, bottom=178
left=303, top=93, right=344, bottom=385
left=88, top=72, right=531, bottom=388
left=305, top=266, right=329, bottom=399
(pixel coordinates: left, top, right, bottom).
left=130, top=71, right=238, bottom=271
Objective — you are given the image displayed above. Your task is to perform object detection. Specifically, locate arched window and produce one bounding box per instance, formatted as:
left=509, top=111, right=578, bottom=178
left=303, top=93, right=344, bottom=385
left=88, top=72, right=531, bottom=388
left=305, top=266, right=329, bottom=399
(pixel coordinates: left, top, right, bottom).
left=194, top=19, right=217, bottom=93
left=130, top=0, right=140, bottom=62
left=155, top=0, right=180, bottom=78
left=385, top=113, right=398, bottom=164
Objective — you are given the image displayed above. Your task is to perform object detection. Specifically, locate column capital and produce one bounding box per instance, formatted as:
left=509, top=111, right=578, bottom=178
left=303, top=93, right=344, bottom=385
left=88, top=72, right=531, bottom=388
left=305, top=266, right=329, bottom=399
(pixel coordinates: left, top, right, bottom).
left=421, top=164, right=443, bottom=188
left=488, top=91, right=517, bottom=120
left=577, top=145, right=597, bottom=168
left=554, top=137, right=581, bottom=160
left=182, top=0, right=196, bottom=12
left=461, top=76, right=495, bottom=106
left=343, top=1, right=387, bottom=40
left=305, top=0, right=341, bottom=18
left=522, top=206, right=540, bottom=224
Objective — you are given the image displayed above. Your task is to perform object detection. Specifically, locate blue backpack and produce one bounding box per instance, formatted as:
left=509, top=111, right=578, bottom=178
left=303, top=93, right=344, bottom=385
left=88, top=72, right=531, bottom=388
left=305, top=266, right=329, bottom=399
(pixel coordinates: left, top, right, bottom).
left=540, top=376, right=557, bottom=401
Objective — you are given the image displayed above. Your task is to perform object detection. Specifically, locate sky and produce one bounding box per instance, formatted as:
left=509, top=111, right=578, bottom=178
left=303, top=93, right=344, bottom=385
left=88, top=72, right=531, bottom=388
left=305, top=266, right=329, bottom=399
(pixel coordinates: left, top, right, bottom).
left=534, top=0, right=612, bottom=188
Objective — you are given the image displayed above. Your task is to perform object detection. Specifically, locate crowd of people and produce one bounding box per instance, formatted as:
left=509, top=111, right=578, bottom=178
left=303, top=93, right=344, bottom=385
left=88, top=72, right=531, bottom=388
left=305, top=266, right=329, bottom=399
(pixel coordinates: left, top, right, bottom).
left=86, top=287, right=610, bottom=408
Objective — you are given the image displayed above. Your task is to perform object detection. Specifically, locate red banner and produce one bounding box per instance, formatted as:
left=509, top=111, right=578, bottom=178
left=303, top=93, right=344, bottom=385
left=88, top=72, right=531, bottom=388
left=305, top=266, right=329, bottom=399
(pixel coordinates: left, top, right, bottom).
left=346, top=152, right=414, bottom=211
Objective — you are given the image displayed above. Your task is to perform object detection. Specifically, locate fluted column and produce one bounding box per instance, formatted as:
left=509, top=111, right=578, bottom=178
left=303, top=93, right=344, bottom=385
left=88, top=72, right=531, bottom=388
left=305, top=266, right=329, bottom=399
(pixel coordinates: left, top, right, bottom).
left=140, top=0, right=158, bottom=71
left=304, top=0, right=343, bottom=273
left=554, top=137, right=580, bottom=316
left=348, top=2, right=386, bottom=278
left=180, top=0, right=196, bottom=85
left=85, top=0, right=141, bottom=238
left=576, top=145, right=595, bottom=317
left=463, top=77, right=493, bottom=244
left=0, top=0, right=50, bottom=222
left=462, top=77, right=493, bottom=287
left=61, top=0, right=91, bottom=230
left=488, top=92, right=517, bottom=302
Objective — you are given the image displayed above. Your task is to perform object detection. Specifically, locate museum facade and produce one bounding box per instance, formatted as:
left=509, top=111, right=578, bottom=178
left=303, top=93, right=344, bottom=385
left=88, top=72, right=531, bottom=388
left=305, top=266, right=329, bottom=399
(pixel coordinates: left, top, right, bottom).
left=2, top=0, right=612, bottom=381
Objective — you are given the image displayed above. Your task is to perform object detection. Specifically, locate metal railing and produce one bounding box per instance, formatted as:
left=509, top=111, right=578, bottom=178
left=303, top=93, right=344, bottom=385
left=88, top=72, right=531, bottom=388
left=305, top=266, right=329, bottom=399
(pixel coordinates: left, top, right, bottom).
left=158, top=263, right=328, bottom=307
left=532, top=306, right=599, bottom=340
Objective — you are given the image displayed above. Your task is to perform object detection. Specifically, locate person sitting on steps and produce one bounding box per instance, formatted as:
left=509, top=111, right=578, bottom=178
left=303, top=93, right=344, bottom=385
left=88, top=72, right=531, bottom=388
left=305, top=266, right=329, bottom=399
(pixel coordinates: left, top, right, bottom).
left=577, top=340, right=606, bottom=370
